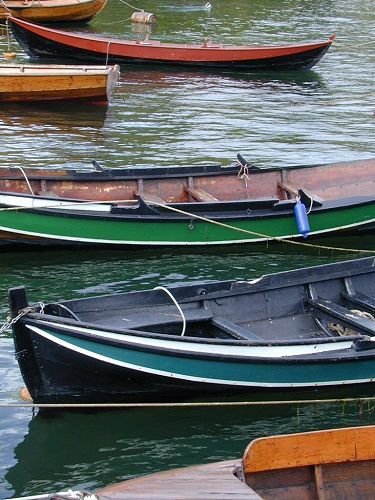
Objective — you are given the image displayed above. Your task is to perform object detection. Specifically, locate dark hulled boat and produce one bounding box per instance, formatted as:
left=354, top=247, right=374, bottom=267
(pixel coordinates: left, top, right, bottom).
left=9, top=257, right=375, bottom=404
left=8, top=17, right=335, bottom=70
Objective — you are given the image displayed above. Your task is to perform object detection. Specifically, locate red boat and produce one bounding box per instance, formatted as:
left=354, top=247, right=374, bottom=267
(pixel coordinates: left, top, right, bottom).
left=8, top=16, right=335, bottom=70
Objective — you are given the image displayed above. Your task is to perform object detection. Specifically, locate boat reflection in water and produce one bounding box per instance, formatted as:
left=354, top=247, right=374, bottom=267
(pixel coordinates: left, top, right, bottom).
left=4, top=399, right=375, bottom=498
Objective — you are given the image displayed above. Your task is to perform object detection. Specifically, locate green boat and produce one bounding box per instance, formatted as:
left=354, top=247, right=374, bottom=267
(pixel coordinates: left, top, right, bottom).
left=0, top=156, right=374, bottom=247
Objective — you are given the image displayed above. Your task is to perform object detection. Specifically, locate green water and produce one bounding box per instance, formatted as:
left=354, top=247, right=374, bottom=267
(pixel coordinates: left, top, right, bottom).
left=0, top=0, right=375, bottom=497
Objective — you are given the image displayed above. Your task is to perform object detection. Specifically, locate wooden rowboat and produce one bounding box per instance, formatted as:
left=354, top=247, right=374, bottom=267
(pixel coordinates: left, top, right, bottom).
left=0, top=156, right=374, bottom=247
left=0, top=0, right=107, bottom=23
left=8, top=16, right=335, bottom=70
left=8, top=257, right=375, bottom=404
left=97, top=425, right=375, bottom=499
left=0, top=63, right=120, bottom=103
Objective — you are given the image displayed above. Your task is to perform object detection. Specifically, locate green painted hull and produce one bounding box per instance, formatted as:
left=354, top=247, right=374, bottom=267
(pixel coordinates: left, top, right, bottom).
left=0, top=201, right=374, bottom=246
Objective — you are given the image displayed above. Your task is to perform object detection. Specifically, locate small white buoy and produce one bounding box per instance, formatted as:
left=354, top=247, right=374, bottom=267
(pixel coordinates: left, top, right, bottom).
left=131, top=11, right=156, bottom=24
left=205, top=2, right=212, bottom=11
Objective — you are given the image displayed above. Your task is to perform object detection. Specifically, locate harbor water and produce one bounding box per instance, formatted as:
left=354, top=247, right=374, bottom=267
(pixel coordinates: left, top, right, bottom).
left=0, top=0, right=374, bottom=497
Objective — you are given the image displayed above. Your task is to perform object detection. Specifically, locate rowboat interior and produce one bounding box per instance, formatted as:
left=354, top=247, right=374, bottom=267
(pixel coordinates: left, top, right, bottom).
left=0, top=156, right=374, bottom=212
left=22, top=257, right=375, bottom=343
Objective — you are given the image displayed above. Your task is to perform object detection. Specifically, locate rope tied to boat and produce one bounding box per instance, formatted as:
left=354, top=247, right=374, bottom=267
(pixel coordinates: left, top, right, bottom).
left=237, top=163, right=249, bottom=188
left=328, top=309, right=375, bottom=336
left=0, top=302, right=44, bottom=336
left=153, top=286, right=186, bottom=336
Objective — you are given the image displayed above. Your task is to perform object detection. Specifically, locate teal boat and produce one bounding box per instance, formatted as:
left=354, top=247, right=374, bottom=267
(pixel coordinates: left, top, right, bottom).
left=8, top=257, right=375, bottom=403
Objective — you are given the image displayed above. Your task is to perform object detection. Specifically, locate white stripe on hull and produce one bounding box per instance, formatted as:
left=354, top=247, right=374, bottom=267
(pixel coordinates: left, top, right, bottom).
left=34, top=320, right=355, bottom=358
left=24, top=324, right=372, bottom=389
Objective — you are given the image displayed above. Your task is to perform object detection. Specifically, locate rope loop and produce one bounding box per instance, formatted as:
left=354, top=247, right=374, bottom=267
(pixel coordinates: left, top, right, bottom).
left=328, top=308, right=375, bottom=336
left=237, top=164, right=249, bottom=188
left=0, top=302, right=44, bottom=335
left=153, top=286, right=186, bottom=336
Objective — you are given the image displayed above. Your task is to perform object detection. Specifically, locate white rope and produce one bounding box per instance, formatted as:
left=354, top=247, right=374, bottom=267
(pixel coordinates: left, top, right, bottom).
left=306, top=195, right=314, bottom=215
left=118, top=0, right=143, bottom=10
left=237, top=163, right=249, bottom=188
left=14, top=166, right=35, bottom=195
left=153, top=286, right=186, bottom=336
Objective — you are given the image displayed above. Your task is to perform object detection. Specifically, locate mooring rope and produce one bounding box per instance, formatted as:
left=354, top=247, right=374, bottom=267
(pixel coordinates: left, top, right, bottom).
left=118, top=0, right=143, bottom=10
left=1, top=396, right=375, bottom=409
left=142, top=200, right=375, bottom=255
left=0, top=196, right=374, bottom=254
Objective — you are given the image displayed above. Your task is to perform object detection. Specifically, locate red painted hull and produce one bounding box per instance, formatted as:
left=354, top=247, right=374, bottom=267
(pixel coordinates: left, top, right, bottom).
left=9, top=17, right=335, bottom=70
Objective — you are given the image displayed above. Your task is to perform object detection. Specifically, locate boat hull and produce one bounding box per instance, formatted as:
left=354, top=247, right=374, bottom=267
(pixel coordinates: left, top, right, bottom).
left=8, top=17, right=334, bottom=70
left=0, top=195, right=374, bottom=247
left=12, top=317, right=375, bottom=403
left=10, top=257, right=375, bottom=403
left=0, top=64, right=119, bottom=103
left=0, top=0, right=107, bottom=23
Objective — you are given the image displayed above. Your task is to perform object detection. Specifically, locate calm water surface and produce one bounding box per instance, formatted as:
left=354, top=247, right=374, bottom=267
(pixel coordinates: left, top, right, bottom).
left=0, top=0, right=374, bottom=497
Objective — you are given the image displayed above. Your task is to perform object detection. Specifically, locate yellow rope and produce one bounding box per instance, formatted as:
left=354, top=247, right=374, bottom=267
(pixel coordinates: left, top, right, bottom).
left=1, top=396, right=375, bottom=409
left=1, top=197, right=374, bottom=254
left=145, top=200, right=375, bottom=255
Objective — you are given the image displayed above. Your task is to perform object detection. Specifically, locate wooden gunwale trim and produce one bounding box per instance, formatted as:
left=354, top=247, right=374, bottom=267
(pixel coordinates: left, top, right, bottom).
left=243, top=425, right=375, bottom=473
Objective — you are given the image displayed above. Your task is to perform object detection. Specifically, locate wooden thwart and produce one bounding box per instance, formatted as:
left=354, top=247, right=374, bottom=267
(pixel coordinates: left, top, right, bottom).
left=136, top=191, right=166, bottom=205
left=184, top=186, right=219, bottom=202
left=277, top=181, right=299, bottom=197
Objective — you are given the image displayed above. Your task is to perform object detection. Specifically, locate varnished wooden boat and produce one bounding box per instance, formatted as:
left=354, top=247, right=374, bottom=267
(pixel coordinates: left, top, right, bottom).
left=96, top=425, right=375, bottom=499
left=8, top=16, right=335, bottom=69
left=0, top=63, right=120, bottom=103
left=0, top=0, right=107, bottom=23
left=0, top=156, right=374, bottom=247
left=8, top=257, right=375, bottom=404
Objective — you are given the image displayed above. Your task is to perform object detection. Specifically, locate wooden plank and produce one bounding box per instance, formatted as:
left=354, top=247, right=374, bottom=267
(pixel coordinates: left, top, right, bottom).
left=277, top=181, right=299, bottom=197
left=135, top=190, right=166, bottom=205
left=243, top=426, right=375, bottom=474
left=97, top=459, right=262, bottom=499
left=184, top=186, right=219, bottom=202
left=314, top=465, right=326, bottom=500
left=246, top=467, right=316, bottom=499
left=211, top=316, right=262, bottom=340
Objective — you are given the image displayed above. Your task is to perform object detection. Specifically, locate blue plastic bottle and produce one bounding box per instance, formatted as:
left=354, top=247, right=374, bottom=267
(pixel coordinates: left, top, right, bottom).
left=294, top=200, right=310, bottom=238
